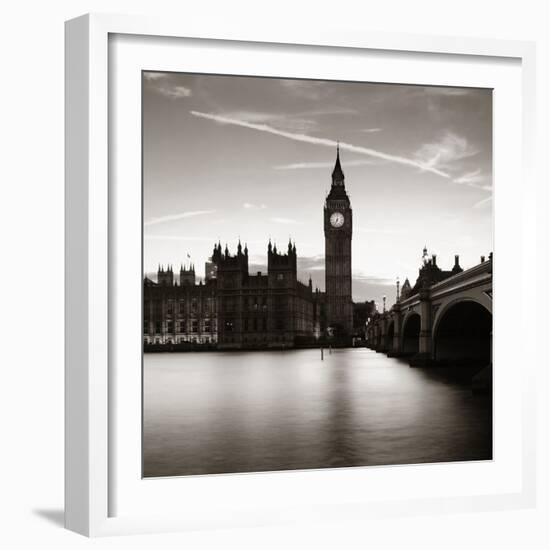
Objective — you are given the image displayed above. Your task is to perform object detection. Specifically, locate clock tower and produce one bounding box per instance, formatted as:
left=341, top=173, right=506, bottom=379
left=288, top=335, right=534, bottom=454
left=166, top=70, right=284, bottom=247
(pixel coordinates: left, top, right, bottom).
left=324, top=145, right=353, bottom=337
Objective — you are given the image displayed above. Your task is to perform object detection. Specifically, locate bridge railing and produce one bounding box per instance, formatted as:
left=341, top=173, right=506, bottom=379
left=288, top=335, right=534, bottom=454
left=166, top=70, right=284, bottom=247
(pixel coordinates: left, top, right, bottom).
left=394, top=258, right=492, bottom=309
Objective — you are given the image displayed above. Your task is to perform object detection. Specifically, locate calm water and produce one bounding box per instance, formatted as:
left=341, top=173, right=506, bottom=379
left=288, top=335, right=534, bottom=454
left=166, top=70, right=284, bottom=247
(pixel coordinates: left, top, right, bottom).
left=143, top=348, right=492, bottom=477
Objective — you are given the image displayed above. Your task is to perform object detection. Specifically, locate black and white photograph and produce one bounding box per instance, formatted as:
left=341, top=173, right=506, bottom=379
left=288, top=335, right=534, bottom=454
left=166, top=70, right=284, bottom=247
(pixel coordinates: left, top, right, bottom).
left=4, top=0, right=547, bottom=545
left=142, top=72, right=493, bottom=478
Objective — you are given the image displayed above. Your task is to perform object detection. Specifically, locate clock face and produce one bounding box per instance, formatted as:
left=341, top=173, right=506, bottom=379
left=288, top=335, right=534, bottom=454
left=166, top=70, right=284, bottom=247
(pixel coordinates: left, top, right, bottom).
left=330, top=211, right=345, bottom=228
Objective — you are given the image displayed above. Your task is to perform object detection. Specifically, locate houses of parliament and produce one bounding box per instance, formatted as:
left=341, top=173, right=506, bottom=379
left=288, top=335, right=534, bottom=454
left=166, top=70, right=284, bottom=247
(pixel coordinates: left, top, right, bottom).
left=143, top=147, right=368, bottom=350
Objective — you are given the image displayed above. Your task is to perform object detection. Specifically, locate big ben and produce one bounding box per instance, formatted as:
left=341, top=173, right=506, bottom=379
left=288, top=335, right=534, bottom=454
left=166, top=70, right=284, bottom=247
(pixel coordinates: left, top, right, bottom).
left=324, top=145, right=353, bottom=337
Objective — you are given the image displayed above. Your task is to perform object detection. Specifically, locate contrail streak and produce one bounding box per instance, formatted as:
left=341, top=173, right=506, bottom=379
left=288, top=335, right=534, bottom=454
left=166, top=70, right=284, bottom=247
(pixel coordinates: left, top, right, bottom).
left=144, top=209, right=216, bottom=227
left=473, top=196, right=492, bottom=209
left=190, top=110, right=451, bottom=178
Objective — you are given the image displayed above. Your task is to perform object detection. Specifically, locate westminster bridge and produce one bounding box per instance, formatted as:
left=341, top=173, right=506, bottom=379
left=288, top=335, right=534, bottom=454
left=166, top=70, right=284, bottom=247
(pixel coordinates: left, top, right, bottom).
left=366, top=254, right=493, bottom=368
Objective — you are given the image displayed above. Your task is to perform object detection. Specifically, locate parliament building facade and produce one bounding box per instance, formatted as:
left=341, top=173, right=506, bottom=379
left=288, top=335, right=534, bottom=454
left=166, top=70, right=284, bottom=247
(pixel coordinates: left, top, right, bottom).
left=143, top=148, right=359, bottom=350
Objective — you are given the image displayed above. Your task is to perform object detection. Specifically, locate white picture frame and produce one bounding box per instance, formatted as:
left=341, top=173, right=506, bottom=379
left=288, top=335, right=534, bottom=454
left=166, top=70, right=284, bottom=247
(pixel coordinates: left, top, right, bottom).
left=65, top=13, right=537, bottom=537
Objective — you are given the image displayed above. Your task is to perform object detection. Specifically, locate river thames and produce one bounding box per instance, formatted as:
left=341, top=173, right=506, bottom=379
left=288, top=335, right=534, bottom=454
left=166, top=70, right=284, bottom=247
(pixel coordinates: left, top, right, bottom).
left=143, top=348, right=492, bottom=477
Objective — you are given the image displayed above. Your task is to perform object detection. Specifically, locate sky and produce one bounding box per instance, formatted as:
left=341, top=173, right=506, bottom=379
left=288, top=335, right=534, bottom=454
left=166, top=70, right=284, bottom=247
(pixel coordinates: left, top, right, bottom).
left=143, top=72, right=493, bottom=309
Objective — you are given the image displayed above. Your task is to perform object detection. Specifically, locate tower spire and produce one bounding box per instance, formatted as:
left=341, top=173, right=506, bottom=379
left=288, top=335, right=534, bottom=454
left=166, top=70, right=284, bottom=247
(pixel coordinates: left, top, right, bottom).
left=396, top=276, right=400, bottom=303
left=331, top=142, right=345, bottom=186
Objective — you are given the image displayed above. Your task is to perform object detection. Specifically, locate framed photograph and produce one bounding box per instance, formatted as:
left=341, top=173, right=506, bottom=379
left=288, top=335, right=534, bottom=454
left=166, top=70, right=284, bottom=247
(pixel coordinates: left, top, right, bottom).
left=65, top=13, right=537, bottom=536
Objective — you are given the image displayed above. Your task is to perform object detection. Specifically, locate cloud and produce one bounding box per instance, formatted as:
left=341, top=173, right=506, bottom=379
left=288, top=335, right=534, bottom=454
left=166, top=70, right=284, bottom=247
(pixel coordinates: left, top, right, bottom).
left=271, top=217, right=304, bottom=225
left=144, top=209, right=216, bottom=227
left=353, top=272, right=396, bottom=285
left=453, top=169, right=492, bottom=191
left=473, top=196, right=492, bottom=209
left=222, top=110, right=317, bottom=133
left=144, top=235, right=219, bottom=242
left=143, top=73, right=193, bottom=99
left=414, top=132, right=479, bottom=173
left=221, top=107, right=355, bottom=134
left=143, top=72, right=168, bottom=81
left=222, top=111, right=274, bottom=123
left=424, top=87, right=473, bottom=97
left=274, top=159, right=377, bottom=170
left=301, top=107, right=358, bottom=116
left=355, top=226, right=405, bottom=235
left=297, top=255, right=325, bottom=272
left=454, top=168, right=484, bottom=185
left=279, top=79, right=326, bottom=100
left=191, top=110, right=451, bottom=178
left=243, top=202, right=267, bottom=210
left=155, top=84, right=193, bottom=99
left=361, top=128, right=382, bottom=133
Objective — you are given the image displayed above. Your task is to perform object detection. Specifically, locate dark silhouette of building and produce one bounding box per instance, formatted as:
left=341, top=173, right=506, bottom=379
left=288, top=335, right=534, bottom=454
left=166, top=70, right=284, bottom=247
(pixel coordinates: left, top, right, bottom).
left=400, top=277, right=412, bottom=300
left=143, top=147, right=357, bottom=350
left=179, top=263, right=196, bottom=286
left=144, top=268, right=217, bottom=345
left=212, top=240, right=318, bottom=349
left=353, top=300, right=377, bottom=340
left=324, top=145, right=353, bottom=339
left=144, top=241, right=321, bottom=349
left=410, top=247, right=463, bottom=293
left=204, top=259, right=217, bottom=281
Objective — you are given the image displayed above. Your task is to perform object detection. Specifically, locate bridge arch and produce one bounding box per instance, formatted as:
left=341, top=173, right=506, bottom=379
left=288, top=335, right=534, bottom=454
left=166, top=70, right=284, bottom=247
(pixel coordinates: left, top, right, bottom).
left=401, top=312, right=421, bottom=355
left=432, top=298, right=492, bottom=364
left=432, top=295, right=491, bottom=335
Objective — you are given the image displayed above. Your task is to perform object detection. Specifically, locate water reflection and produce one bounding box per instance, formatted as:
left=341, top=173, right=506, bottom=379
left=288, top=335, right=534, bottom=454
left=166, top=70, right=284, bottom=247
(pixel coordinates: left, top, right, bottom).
left=143, top=348, right=492, bottom=477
